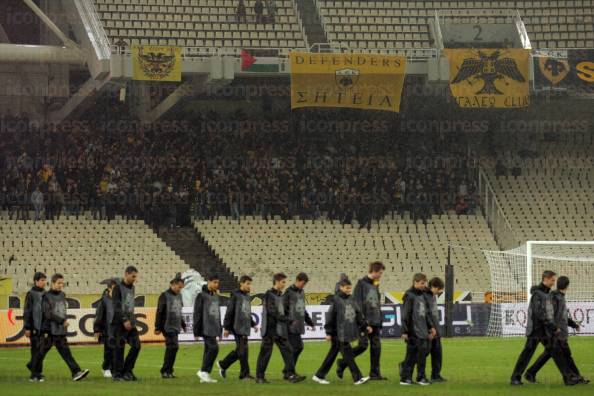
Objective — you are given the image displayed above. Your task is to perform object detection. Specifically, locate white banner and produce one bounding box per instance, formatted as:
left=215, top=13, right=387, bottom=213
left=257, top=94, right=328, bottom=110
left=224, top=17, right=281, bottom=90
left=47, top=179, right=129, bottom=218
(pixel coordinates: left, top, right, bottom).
left=500, top=302, right=594, bottom=336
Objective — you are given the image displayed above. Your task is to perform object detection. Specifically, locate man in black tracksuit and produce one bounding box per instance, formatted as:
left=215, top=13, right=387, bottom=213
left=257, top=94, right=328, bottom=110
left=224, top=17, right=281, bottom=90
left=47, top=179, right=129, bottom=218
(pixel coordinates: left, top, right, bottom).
left=425, top=277, right=446, bottom=382
left=155, top=274, right=186, bottom=378
left=219, top=275, right=257, bottom=380
left=510, top=270, right=574, bottom=386
left=94, top=278, right=117, bottom=378
left=193, top=275, right=222, bottom=383
left=111, top=266, right=141, bottom=381
left=312, top=279, right=371, bottom=385
left=283, top=272, right=315, bottom=378
left=30, top=274, right=89, bottom=382
left=23, top=272, right=46, bottom=380
left=338, top=261, right=386, bottom=380
left=256, top=273, right=305, bottom=384
left=400, top=273, right=435, bottom=386
left=524, top=276, right=589, bottom=385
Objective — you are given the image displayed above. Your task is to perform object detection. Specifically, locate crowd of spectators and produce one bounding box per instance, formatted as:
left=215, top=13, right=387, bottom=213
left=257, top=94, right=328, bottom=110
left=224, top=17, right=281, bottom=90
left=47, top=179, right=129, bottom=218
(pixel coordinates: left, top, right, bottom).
left=0, top=100, right=479, bottom=231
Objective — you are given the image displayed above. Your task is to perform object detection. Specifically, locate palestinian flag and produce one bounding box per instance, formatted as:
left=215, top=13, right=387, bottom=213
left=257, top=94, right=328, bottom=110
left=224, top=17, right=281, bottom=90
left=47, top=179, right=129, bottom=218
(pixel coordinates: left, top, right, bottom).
left=240, top=50, right=280, bottom=72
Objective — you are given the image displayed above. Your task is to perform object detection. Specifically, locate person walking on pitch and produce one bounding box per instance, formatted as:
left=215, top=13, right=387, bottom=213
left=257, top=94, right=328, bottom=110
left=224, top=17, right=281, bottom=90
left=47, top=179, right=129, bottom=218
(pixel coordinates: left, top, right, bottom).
left=283, top=272, right=315, bottom=379
left=256, top=273, right=305, bottom=384
left=218, top=275, right=258, bottom=380
left=29, top=274, right=90, bottom=382
left=24, top=272, right=46, bottom=381
left=94, top=278, right=117, bottom=378
left=510, top=270, right=574, bottom=386
left=313, top=278, right=371, bottom=386
left=193, top=275, right=222, bottom=383
left=110, top=265, right=141, bottom=381
left=155, top=273, right=186, bottom=379
left=524, top=276, right=589, bottom=385
left=338, top=261, right=386, bottom=380
left=400, top=273, right=435, bottom=386
left=425, top=277, right=446, bottom=382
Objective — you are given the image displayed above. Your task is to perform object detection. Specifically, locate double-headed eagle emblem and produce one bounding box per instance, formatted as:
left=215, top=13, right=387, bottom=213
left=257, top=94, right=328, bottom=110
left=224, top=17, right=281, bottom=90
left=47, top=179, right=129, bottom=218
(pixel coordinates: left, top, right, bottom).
left=451, top=50, right=525, bottom=95
left=136, top=47, right=177, bottom=80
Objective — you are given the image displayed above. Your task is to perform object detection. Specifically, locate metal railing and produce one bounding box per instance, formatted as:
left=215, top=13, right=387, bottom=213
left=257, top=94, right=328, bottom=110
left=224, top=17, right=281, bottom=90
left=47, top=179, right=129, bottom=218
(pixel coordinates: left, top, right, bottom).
left=78, top=0, right=111, bottom=60
left=478, top=168, right=521, bottom=251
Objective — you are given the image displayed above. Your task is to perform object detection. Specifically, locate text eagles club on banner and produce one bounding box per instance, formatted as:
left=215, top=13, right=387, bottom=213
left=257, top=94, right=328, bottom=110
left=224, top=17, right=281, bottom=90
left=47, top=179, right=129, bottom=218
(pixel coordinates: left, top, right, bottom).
left=290, top=52, right=407, bottom=113
left=132, top=45, right=182, bottom=82
left=444, top=48, right=531, bottom=109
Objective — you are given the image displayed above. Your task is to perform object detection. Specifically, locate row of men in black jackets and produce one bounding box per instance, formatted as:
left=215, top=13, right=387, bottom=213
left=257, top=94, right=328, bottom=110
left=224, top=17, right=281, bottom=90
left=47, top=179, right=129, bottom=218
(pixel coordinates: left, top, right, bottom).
left=22, top=262, right=448, bottom=385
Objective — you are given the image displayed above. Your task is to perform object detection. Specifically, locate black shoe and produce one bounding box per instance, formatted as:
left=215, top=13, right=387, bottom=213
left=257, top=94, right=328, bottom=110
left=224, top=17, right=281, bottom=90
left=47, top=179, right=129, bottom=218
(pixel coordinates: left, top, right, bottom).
left=565, top=379, right=579, bottom=386
left=29, top=375, right=39, bottom=383
left=399, top=379, right=413, bottom=386
left=122, top=372, right=137, bottom=381
left=255, top=377, right=269, bottom=384
left=283, top=374, right=290, bottom=380
left=431, top=376, right=447, bottom=382
left=578, top=377, right=590, bottom=384
left=73, top=369, right=90, bottom=382
left=510, top=379, right=523, bottom=386
left=336, top=360, right=345, bottom=379
left=161, top=372, right=172, bottom=379
left=417, top=378, right=431, bottom=386
left=112, top=376, right=124, bottom=382
left=369, top=375, right=388, bottom=381
left=524, top=373, right=537, bottom=384
left=241, top=375, right=255, bottom=381
left=287, top=374, right=306, bottom=383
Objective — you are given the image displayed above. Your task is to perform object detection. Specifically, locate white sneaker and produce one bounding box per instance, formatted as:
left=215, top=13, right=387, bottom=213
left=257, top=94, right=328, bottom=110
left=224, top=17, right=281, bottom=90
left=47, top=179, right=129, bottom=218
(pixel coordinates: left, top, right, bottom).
left=312, top=375, right=330, bottom=385
left=103, top=369, right=112, bottom=378
left=197, top=371, right=218, bottom=383
left=354, top=377, right=370, bottom=385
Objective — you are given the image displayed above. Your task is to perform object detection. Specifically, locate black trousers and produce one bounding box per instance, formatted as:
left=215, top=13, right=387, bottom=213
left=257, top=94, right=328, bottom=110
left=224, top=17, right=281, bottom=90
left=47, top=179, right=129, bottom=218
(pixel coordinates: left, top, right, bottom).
left=26, top=334, right=42, bottom=374
left=201, top=336, right=219, bottom=373
left=341, top=325, right=382, bottom=377
left=510, top=336, right=569, bottom=382
left=102, top=336, right=113, bottom=371
left=315, top=337, right=340, bottom=379
left=110, top=325, right=141, bottom=378
left=428, top=336, right=443, bottom=379
left=161, top=332, right=179, bottom=374
left=31, top=334, right=81, bottom=376
left=220, top=335, right=250, bottom=378
left=526, top=337, right=580, bottom=381
left=400, top=337, right=429, bottom=381
left=283, top=333, right=304, bottom=375
left=256, top=334, right=295, bottom=379
left=339, top=341, right=363, bottom=381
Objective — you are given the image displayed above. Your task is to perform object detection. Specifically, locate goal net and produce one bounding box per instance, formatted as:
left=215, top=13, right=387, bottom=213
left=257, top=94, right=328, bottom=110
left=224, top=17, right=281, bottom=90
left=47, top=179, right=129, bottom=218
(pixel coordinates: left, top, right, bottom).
left=484, top=241, right=594, bottom=337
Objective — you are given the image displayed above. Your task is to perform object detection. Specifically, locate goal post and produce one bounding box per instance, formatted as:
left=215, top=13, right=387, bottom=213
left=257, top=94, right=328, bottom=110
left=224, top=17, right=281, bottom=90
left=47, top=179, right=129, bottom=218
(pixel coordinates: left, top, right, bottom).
left=526, top=241, right=594, bottom=301
left=484, top=240, right=594, bottom=337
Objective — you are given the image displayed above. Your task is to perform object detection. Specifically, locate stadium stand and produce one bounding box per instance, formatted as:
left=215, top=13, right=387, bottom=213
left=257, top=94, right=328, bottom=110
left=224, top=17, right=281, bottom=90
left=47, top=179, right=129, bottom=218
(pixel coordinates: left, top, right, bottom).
left=315, top=1, right=594, bottom=50
left=0, top=218, right=189, bottom=294
left=195, top=213, right=498, bottom=294
left=484, top=138, right=594, bottom=244
left=94, top=0, right=308, bottom=52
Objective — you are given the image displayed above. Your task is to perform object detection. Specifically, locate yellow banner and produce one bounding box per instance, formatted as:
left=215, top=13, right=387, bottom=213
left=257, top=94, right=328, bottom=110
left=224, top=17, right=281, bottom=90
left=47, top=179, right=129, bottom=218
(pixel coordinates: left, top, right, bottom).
left=444, top=48, right=530, bottom=108
left=290, top=52, right=407, bottom=112
left=132, top=45, right=182, bottom=82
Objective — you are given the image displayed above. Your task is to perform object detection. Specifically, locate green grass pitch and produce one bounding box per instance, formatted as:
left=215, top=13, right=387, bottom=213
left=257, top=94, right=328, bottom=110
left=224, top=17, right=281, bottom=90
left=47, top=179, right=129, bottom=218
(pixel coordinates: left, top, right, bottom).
left=0, top=337, right=592, bottom=396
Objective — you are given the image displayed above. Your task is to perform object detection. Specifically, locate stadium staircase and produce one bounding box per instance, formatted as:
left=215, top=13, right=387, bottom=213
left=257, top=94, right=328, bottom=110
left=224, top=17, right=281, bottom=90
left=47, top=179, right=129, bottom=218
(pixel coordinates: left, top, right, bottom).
left=294, top=0, right=328, bottom=49
left=158, top=227, right=237, bottom=292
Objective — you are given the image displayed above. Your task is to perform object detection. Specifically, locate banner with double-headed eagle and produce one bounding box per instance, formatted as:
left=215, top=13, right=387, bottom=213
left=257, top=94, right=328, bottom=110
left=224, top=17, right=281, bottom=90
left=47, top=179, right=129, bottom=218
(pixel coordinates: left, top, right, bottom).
left=132, top=45, right=182, bottom=82
left=290, top=52, right=407, bottom=112
left=444, top=48, right=530, bottom=108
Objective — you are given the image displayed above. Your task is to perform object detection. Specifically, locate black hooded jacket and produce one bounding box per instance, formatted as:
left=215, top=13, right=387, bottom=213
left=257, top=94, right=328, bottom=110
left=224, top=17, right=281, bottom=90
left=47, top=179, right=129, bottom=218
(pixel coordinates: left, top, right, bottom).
left=401, top=287, right=434, bottom=339
left=526, top=283, right=556, bottom=337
